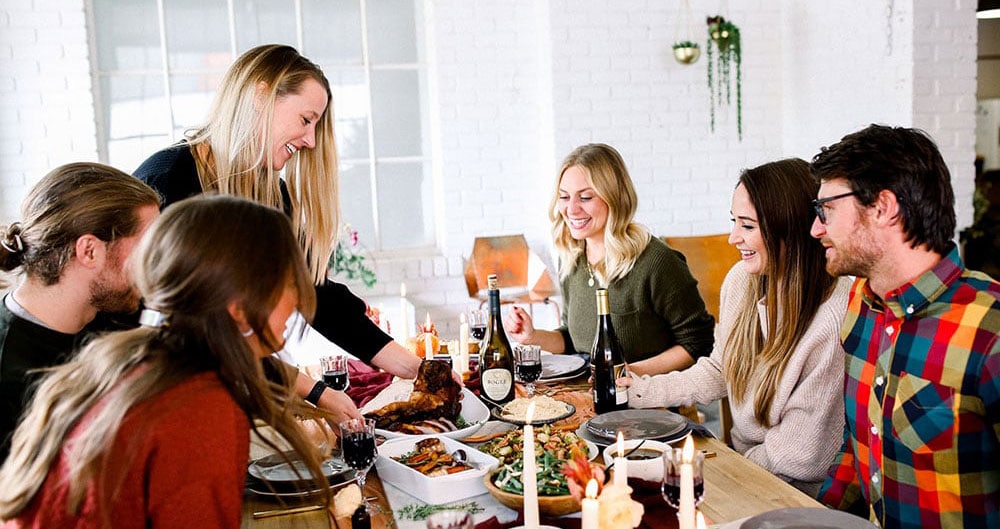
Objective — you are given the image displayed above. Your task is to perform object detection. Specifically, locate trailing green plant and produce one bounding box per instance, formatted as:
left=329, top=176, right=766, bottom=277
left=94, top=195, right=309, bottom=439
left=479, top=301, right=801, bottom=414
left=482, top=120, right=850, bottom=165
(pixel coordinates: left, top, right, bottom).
left=672, top=40, right=700, bottom=50
left=706, top=16, right=742, bottom=140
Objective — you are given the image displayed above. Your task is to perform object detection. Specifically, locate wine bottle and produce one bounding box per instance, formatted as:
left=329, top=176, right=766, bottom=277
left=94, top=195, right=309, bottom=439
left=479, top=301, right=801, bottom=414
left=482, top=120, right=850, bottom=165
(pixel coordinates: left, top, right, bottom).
left=591, top=288, right=629, bottom=414
left=479, top=274, right=515, bottom=406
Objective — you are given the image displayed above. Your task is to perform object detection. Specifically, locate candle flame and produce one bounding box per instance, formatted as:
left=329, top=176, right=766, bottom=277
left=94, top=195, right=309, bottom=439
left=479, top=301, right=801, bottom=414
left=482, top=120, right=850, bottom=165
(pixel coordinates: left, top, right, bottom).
left=682, top=433, right=695, bottom=463
left=617, top=431, right=625, bottom=458
left=400, top=282, right=407, bottom=297
left=585, top=478, right=598, bottom=499
left=696, top=511, right=706, bottom=529
left=525, top=400, right=536, bottom=424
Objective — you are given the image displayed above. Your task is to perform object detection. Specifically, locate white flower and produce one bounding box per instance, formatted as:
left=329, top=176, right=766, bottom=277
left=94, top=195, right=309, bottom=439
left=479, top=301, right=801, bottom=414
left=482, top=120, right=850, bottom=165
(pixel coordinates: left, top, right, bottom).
left=597, top=483, right=644, bottom=529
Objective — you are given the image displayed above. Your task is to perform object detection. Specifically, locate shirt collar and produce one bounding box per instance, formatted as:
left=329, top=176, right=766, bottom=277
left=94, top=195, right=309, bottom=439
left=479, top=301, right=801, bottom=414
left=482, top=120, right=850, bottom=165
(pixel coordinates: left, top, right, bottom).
left=860, top=244, right=963, bottom=319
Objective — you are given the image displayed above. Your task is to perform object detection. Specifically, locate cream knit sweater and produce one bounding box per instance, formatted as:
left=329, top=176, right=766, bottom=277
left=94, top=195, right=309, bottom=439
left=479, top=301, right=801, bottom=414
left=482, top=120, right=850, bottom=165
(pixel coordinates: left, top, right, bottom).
left=628, top=264, right=851, bottom=496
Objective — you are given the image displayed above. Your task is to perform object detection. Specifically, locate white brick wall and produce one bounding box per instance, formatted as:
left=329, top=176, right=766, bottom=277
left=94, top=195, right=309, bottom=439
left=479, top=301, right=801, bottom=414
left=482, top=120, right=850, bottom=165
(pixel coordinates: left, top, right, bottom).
left=0, top=0, right=981, bottom=338
left=0, top=0, right=97, bottom=220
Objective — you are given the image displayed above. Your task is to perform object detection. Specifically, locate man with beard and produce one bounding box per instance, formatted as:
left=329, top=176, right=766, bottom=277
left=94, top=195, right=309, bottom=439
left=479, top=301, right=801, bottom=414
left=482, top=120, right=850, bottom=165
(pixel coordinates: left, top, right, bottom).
left=0, top=163, right=160, bottom=462
left=809, top=124, right=1000, bottom=529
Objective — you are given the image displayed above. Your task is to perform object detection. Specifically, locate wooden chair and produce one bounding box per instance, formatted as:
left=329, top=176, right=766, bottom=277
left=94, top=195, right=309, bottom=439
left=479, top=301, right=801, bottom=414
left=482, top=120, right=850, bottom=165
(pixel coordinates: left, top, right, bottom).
left=463, top=234, right=561, bottom=320
left=662, top=234, right=741, bottom=445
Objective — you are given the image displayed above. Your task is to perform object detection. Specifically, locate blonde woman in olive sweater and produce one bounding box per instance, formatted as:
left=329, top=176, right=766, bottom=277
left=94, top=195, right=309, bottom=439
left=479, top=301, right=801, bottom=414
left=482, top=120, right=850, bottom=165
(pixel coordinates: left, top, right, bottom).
left=624, top=159, right=850, bottom=497
left=506, top=143, right=715, bottom=376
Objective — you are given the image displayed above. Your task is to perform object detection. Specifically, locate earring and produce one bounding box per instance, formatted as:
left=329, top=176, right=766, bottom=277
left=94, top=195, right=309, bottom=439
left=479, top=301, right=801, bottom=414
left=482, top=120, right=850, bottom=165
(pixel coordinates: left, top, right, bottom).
left=242, top=328, right=254, bottom=337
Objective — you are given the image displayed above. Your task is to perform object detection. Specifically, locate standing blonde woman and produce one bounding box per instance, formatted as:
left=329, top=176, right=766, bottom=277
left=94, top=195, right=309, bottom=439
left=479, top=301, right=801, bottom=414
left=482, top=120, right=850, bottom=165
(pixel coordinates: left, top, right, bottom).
left=134, top=45, right=421, bottom=420
left=506, top=143, right=715, bottom=375
left=0, top=195, right=329, bottom=527
left=623, top=159, right=851, bottom=496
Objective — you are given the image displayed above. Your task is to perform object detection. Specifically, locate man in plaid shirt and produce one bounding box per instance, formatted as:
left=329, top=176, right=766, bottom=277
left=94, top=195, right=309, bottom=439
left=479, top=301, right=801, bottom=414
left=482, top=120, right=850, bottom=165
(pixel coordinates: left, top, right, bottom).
left=809, top=124, right=1000, bottom=528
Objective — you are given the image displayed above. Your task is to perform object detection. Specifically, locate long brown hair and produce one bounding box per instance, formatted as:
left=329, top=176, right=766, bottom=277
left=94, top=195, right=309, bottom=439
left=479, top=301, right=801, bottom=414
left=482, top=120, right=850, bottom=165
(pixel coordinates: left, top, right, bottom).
left=723, top=158, right=836, bottom=427
left=187, top=44, right=339, bottom=284
left=550, top=143, right=651, bottom=284
left=0, top=195, right=328, bottom=520
left=1, top=163, right=159, bottom=285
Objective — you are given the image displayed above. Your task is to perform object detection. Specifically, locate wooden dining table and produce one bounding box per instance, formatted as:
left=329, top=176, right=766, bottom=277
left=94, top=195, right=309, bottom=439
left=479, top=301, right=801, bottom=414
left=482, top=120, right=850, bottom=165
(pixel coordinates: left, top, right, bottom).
left=242, top=376, right=823, bottom=529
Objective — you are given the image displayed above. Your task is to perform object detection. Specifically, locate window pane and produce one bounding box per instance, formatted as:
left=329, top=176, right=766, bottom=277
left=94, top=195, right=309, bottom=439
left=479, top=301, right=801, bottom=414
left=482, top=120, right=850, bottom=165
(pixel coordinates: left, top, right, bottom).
left=339, top=162, right=376, bottom=249
left=163, top=0, right=230, bottom=71
left=366, top=0, right=418, bottom=64
left=233, top=0, right=297, bottom=51
left=93, top=0, right=162, bottom=71
left=376, top=161, right=432, bottom=249
left=102, top=74, right=170, bottom=141
left=169, top=73, right=225, bottom=132
left=325, top=69, right=370, bottom=160
left=302, top=0, right=362, bottom=65
left=370, top=70, right=423, bottom=157
left=110, top=135, right=171, bottom=175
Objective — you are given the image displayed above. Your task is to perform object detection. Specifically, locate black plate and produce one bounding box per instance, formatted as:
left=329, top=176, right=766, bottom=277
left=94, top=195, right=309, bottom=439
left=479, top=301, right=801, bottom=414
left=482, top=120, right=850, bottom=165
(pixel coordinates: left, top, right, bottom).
left=247, top=452, right=355, bottom=494
left=490, top=402, right=576, bottom=426
left=740, top=507, right=874, bottom=529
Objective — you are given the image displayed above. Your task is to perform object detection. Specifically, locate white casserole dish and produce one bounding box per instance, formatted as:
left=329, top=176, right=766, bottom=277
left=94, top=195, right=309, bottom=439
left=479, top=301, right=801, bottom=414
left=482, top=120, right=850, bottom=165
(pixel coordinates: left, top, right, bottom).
left=375, top=435, right=499, bottom=504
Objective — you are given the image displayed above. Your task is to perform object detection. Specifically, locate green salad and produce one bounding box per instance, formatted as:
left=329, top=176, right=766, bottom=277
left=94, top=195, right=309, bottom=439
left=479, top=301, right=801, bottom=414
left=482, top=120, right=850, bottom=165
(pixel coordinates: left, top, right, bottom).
left=491, top=451, right=571, bottom=496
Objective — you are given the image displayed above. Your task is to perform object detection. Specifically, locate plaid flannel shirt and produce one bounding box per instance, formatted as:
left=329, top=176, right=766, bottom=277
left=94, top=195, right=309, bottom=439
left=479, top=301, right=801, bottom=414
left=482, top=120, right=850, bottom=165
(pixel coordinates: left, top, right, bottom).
left=818, top=246, right=1000, bottom=529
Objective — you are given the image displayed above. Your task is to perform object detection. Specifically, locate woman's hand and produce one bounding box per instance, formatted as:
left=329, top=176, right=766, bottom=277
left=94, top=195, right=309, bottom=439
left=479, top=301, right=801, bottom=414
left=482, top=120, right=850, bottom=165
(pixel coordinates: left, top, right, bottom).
left=504, top=306, right=536, bottom=344
left=316, top=386, right=363, bottom=425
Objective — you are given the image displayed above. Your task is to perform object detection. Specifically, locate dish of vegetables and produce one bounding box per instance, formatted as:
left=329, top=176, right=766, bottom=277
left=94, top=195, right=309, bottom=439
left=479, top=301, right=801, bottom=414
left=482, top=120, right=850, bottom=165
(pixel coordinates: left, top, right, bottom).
left=478, top=425, right=591, bottom=466
left=491, top=453, right=571, bottom=496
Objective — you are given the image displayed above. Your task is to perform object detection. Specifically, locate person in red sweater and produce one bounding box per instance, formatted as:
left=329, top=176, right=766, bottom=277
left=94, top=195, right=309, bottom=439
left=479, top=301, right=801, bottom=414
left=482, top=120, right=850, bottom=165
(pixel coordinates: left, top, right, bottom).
left=0, top=195, right=332, bottom=528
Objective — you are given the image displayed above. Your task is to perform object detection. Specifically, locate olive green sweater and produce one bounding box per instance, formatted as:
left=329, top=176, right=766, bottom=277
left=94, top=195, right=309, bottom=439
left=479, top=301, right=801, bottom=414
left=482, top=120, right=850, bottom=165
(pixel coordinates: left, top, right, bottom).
left=558, top=236, right=715, bottom=363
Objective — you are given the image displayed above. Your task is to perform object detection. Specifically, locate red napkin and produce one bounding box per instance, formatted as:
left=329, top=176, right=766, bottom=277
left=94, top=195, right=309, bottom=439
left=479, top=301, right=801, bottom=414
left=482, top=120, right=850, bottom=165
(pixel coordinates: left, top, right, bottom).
left=345, top=359, right=393, bottom=408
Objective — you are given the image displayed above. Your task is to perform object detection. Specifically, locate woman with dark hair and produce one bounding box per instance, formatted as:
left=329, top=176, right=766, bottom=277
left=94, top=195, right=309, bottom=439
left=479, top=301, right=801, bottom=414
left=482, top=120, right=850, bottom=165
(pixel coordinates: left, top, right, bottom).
left=0, top=195, right=330, bottom=527
left=623, top=158, right=852, bottom=496
left=505, top=143, right=715, bottom=375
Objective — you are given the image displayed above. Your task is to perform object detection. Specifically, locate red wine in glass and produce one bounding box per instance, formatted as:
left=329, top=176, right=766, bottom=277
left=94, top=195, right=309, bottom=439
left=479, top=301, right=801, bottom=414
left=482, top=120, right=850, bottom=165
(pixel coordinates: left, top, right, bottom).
left=323, top=370, right=349, bottom=391
left=516, top=362, right=542, bottom=383
left=469, top=324, right=487, bottom=341
left=342, top=431, right=377, bottom=470
left=661, top=474, right=705, bottom=508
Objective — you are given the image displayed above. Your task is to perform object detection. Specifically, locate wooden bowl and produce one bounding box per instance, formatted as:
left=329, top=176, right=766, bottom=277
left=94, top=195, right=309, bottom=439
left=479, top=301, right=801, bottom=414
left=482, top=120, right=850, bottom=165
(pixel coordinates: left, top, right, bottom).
left=483, top=471, right=580, bottom=517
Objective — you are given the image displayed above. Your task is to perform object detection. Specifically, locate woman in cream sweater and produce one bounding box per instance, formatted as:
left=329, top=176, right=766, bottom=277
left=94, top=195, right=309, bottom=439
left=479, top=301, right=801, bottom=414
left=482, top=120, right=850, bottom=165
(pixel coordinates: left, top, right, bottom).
left=624, top=158, right=851, bottom=497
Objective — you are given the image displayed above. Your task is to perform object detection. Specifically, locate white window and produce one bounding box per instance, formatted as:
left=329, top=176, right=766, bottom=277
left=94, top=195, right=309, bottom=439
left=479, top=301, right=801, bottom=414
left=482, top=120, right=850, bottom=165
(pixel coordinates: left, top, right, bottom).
left=89, top=0, right=434, bottom=251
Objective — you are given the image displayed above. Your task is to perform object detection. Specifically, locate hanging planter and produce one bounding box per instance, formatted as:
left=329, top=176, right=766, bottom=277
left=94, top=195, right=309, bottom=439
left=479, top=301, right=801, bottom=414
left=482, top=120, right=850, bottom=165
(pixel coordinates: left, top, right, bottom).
left=706, top=15, right=742, bottom=140
left=672, top=41, right=701, bottom=65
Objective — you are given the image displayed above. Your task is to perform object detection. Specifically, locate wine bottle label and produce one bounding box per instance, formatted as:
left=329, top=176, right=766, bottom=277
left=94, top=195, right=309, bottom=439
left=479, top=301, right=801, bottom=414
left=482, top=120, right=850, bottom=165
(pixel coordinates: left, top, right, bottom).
left=613, top=362, right=629, bottom=405
left=481, top=368, right=512, bottom=401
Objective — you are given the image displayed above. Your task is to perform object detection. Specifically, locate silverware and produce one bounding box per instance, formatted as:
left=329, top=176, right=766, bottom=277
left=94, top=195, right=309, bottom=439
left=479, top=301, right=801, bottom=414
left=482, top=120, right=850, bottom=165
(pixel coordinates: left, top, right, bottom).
left=252, top=504, right=324, bottom=519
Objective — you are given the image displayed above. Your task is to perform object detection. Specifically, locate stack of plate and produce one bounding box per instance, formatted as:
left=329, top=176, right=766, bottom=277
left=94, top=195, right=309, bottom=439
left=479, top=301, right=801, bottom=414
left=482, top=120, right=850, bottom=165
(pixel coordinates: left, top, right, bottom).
left=539, top=353, right=588, bottom=382
left=576, top=409, right=690, bottom=446
left=246, top=451, right=355, bottom=498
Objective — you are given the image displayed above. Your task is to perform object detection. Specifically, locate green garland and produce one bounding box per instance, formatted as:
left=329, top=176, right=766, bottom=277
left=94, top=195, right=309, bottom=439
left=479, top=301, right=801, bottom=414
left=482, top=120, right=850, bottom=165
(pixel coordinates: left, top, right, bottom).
left=396, top=501, right=484, bottom=521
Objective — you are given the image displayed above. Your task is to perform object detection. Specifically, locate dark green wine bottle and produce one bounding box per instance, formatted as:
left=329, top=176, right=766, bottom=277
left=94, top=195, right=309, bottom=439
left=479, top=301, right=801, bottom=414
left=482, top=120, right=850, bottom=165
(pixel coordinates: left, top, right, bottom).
left=591, top=288, right=628, bottom=414
left=480, top=274, right=515, bottom=406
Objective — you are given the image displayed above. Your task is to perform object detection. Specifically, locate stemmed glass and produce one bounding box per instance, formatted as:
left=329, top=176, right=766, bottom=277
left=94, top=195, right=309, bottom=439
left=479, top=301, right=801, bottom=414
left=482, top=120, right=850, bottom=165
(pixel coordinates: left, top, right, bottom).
left=514, top=344, right=542, bottom=397
left=467, top=308, right=488, bottom=344
left=320, top=355, right=350, bottom=391
left=340, top=418, right=377, bottom=509
left=661, top=447, right=705, bottom=509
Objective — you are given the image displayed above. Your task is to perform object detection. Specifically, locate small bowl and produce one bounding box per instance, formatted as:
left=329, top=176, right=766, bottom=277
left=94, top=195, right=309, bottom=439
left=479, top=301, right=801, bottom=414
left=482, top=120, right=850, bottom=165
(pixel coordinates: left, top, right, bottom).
left=483, top=471, right=580, bottom=517
left=602, top=439, right=670, bottom=483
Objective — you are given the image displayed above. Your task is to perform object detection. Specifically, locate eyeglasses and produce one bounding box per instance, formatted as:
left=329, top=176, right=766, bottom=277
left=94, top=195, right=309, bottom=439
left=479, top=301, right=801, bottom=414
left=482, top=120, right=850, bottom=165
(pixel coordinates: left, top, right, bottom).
left=811, top=191, right=857, bottom=224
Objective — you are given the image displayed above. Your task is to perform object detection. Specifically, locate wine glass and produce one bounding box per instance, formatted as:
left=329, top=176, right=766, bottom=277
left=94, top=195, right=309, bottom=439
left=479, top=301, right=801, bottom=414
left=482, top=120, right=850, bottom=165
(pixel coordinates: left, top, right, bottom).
left=340, top=418, right=377, bottom=509
left=425, top=510, right=473, bottom=529
left=661, top=447, right=705, bottom=509
left=514, top=344, right=542, bottom=397
left=467, top=308, right=488, bottom=344
left=320, top=355, right=350, bottom=391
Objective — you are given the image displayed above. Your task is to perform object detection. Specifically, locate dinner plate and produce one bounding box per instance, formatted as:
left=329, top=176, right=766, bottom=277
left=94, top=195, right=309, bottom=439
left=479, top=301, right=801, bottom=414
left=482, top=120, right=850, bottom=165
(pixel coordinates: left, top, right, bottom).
left=739, top=507, right=874, bottom=529
left=246, top=452, right=356, bottom=495
left=491, top=402, right=576, bottom=426
left=246, top=474, right=356, bottom=499
left=575, top=422, right=691, bottom=447
left=585, top=409, right=688, bottom=441
left=359, top=381, right=488, bottom=439
left=539, top=353, right=588, bottom=380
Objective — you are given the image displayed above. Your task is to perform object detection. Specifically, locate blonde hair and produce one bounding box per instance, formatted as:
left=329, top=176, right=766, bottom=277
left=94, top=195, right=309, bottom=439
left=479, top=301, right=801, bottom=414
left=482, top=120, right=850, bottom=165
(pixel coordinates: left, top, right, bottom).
left=722, top=159, right=837, bottom=427
left=187, top=44, right=339, bottom=284
left=550, top=143, right=650, bottom=284
left=0, top=195, right=329, bottom=521
left=1, top=163, right=159, bottom=285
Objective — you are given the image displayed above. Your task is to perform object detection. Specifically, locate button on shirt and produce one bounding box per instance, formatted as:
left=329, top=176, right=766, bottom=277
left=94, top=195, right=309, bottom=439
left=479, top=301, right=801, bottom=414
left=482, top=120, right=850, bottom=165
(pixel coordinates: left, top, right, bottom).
left=818, top=246, right=1000, bottom=529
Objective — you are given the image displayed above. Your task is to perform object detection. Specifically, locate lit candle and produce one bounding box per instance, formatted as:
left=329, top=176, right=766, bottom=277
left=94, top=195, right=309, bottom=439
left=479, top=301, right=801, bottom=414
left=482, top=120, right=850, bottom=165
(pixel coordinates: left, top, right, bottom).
left=424, top=330, right=433, bottom=359
left=696, top=511, right=706, bottom=529
left=399, top=283, right=411, bottom=342
left=581, top=479, right=599, bottom=529
left=522, top=401, right=539, bottom=529
left=679, top=434, right=695, bottom=529
left=614, top=432, right=628, bottom=487
left=458, top=313, right=470, bottom=375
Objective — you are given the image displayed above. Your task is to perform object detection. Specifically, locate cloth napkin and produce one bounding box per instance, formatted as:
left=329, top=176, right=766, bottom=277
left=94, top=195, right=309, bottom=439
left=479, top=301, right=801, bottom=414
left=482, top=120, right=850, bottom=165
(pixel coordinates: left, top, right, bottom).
left=473, top=479, right=683, bottom=529
left=345, top=359, right=393, bottom=408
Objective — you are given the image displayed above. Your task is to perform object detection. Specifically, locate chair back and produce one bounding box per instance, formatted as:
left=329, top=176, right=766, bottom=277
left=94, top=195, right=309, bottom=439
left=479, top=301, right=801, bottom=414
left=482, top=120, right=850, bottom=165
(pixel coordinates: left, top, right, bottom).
left=463, top=234, right=558, bottom=301
left=661, top=234, right=740, bottom=321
